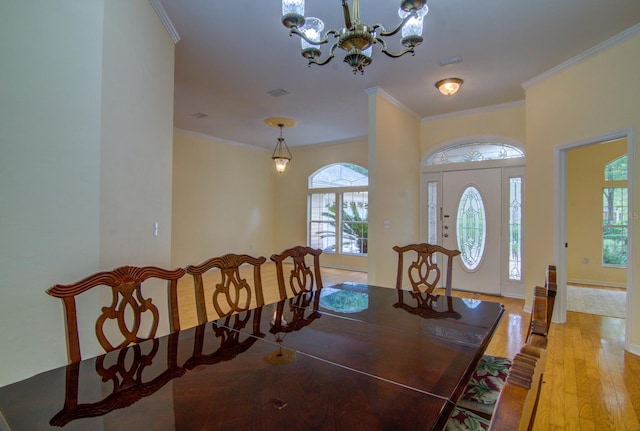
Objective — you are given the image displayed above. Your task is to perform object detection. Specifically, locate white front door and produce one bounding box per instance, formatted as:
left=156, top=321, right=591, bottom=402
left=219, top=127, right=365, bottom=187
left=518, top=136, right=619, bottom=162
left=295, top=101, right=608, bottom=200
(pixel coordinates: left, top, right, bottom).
left=442, top=168, right=502, bottom=295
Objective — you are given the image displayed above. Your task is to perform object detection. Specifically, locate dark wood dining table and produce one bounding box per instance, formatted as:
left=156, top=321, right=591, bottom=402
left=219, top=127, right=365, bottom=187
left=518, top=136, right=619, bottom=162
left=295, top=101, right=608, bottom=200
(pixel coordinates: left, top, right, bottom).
left=0, top=283, right=503, bottom=431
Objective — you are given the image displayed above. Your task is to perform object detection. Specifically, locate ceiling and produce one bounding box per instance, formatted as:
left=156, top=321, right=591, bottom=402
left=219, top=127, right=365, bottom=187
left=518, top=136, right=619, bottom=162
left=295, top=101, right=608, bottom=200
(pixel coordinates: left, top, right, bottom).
left=159, top=0, right=640, bottom=150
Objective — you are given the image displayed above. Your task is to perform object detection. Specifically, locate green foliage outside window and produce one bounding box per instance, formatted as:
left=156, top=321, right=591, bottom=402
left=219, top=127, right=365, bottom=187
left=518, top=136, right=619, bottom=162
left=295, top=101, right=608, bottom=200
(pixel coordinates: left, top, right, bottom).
left=602, top=155, right=628, bottom=267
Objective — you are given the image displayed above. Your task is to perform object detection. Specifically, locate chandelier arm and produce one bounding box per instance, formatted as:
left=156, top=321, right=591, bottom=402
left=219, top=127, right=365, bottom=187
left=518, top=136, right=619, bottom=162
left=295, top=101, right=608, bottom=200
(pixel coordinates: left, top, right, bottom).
left=374, top=11, right=417, bottom=38
left=307, top=43, right=338, bottom=66
left=341, top=0, right=353, bottom=29
left=289, top=27, right=338, bottom=46
left=376, top=37, right=416, bottom=58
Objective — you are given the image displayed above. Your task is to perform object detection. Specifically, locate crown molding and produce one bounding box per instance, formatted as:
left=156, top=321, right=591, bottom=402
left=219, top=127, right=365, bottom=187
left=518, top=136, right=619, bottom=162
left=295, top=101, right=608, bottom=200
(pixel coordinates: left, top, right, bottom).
left=174, top=128, right=367, bottom=150
left=422, top=100, right=525, bottom=122
left=149, top=0, right=180, bottom=44
left=365, top=86, right=421, bottom=120
left=522, top=23, right=640, bottom=89
left=173, top=128, right=269, bottom=152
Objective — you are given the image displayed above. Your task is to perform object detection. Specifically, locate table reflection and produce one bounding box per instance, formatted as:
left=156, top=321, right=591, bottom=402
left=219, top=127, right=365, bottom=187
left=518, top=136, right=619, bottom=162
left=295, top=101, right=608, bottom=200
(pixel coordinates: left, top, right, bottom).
left=50, top=308, right=266, bottom=427
left=393, top=290, right=462, bottom=320
left=50, top=332, right=185, bottom=427
left=184, top=308, right=265, bottom=370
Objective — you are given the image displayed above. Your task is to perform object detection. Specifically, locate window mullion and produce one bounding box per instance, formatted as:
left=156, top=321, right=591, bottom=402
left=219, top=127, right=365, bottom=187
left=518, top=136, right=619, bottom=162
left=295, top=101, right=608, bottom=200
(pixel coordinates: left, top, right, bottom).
left=336, top=193, right=343, bottom=253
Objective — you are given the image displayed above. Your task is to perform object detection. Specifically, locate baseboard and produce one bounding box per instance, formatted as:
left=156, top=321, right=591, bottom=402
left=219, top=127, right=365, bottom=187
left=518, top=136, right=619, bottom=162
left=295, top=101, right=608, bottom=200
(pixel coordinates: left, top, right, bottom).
left=320, top=264, right=368, bottom=273
left=567, top=279, right=627, bottom=289
left=626, top=341, right=640, bottom=356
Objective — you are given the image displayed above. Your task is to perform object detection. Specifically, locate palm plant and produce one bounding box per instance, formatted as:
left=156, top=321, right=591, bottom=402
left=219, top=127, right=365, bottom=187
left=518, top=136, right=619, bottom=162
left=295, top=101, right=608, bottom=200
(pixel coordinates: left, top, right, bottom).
left=316, top=201, right=368, bottom=254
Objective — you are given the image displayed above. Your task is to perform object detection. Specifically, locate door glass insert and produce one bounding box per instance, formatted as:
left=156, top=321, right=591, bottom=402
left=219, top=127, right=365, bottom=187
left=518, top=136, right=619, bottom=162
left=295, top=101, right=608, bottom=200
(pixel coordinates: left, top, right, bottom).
left=427, top=181, right=438, bottom=244
left=456, top=186, right=486, bottom=271
left=509, top=177, right=522, bottom=280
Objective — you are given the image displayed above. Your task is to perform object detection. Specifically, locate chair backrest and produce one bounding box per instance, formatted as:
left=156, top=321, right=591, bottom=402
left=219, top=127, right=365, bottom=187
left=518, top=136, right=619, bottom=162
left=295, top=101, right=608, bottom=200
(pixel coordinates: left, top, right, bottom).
left=544, top=265, right=557, bottom=333
left=528, top=285, right=549, bottom=340
left=47, top=265, right=186, bottom=364
left=270, top=246, right=323, bottom=298
left=393, top=243, right=461, bottom=296
left=185, top=253, right=267, bottom=324
left=489, top=334, right=548, bottom=431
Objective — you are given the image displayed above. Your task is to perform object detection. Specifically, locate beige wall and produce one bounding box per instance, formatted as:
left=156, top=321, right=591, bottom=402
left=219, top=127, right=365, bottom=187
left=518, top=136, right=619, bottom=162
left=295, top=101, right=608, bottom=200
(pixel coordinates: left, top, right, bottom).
left=421, top=103, right=526, bottom=158
left=274, top=138, right=369, bottom=271
left=525, top=32, right=639, bottom=351
left=368, top=92, right=422, bottom=287
left=567, top=139, right=627, bottom=286
left=171, top=132, right=277, bottom=267
left=0, top=1, right=175, bottom=386
left=100, top=0, right=175, bottom=271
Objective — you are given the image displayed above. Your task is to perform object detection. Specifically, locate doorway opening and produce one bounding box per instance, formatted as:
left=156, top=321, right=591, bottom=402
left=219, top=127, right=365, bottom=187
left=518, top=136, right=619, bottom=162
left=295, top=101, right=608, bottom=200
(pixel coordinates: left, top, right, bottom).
left=556, top=129, right=635, bottom=351
left=565, top=139, right=628, bottom=318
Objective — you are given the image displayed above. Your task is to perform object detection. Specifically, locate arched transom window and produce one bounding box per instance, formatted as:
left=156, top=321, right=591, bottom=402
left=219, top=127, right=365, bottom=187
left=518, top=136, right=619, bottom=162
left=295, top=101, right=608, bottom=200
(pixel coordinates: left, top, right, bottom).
left=426, top=142, right=524, bottom=165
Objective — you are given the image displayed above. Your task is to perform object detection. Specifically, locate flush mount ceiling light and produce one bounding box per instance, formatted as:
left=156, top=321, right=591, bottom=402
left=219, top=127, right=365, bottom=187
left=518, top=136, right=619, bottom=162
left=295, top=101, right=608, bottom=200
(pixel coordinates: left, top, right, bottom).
left=281, top=0, right=429, bottom=75
left=265, top=117, right=295, bottom=173
left=435, top=78, right=463, bottom=96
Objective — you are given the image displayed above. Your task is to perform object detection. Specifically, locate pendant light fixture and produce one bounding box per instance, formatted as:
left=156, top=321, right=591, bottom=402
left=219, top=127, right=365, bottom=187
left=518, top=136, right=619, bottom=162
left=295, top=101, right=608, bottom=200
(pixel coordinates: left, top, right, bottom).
left=265, top=117, right=295, bottom=173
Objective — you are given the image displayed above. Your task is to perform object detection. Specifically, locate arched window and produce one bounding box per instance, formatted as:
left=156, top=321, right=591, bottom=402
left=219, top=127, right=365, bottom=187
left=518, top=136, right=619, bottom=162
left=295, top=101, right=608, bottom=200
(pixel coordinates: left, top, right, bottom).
left=602, top=155, right=628, bottom=267
left=426, top=142, right=524, bottom=165
left=308, top=163, right=368, bottom=255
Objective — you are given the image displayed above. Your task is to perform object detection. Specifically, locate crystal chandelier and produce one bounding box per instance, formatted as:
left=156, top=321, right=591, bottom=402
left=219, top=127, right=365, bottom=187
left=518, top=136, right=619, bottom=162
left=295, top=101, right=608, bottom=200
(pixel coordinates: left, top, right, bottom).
left=281, top=0, right=429, bottom=75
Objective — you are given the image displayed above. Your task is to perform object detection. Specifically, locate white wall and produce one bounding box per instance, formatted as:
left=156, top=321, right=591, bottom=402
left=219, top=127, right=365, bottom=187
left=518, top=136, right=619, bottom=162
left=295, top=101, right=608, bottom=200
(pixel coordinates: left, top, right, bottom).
left=0, top=1, right=103, bottom=387
left=0, top=0, right=175, bottom=386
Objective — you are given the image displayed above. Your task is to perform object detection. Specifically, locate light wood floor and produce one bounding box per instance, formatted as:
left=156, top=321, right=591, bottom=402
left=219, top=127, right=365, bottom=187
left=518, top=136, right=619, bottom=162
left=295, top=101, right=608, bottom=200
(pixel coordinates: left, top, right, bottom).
left=177, top=264, right=640, bottom=431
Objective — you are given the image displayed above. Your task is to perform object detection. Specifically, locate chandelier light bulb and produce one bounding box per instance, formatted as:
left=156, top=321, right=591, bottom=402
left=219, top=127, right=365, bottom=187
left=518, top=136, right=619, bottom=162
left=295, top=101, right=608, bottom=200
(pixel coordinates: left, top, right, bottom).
left=282, top=0, right=304, bottom=17
left=399, top=5, right=428, bottom=38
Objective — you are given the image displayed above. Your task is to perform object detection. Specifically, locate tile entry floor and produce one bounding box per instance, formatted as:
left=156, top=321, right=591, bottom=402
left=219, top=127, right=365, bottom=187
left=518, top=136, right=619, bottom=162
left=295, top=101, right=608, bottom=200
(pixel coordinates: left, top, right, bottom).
left=566, top=284, right=626, bottom=318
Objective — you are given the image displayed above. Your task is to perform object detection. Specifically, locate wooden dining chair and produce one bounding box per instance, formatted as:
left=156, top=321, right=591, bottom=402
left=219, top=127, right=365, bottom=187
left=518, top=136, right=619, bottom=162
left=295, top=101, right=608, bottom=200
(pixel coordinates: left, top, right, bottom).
left=544, top=264, right=557, bottom=334
left=47, top=265, right=186, bottom=364
left=270, top=245, right=323, bottom=299
left=457, top=281, right=550, bottom=418
left=446, top=334, right=549, bottom=431
left=185, top=253, right=267, bottom=324
left=393, top=243, right=461, bottom=298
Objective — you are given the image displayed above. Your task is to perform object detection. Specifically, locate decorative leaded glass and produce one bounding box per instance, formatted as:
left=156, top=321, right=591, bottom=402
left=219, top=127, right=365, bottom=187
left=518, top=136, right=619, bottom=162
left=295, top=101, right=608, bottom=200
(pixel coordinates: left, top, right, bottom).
left=426, top=143, right=524, bottom=165
left=508, top=177, right=522, bottom=280
left=456, top=186, right=486, bottom=271
left=309, top=163, right=369, bottom=188
left=427, top=181, right=438, bottom=245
